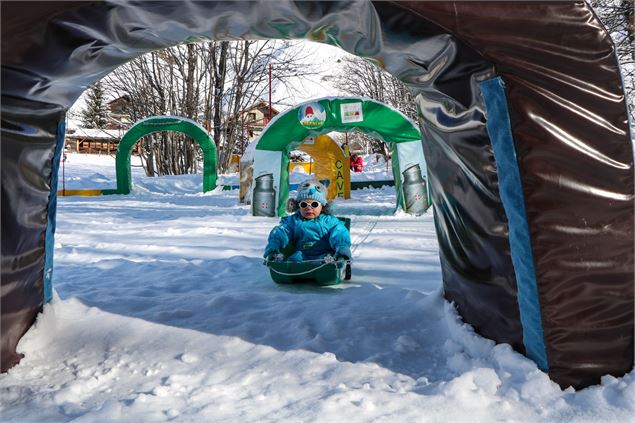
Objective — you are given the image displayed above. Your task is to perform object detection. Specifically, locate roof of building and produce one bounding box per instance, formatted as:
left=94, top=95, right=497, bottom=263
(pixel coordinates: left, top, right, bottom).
left=242, top=100, right=280, bottom=115
left=65, top=127, right=124, bottom=140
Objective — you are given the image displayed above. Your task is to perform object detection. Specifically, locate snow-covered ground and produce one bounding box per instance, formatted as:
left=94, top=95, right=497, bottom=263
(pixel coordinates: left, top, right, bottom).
left=1, top=154, right=633, bottom=422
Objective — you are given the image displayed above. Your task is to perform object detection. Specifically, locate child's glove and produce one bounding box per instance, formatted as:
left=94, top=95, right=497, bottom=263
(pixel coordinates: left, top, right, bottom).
left=263, top=245, right=280, bottom=261
left=334, top=246, right=351, bottom=261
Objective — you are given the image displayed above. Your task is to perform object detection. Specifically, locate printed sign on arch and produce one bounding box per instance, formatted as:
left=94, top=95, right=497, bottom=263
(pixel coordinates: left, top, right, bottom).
left=340, top=102, right=363, bottom=123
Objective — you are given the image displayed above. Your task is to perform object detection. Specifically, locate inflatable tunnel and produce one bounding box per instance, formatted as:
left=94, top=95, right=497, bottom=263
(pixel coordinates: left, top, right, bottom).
left=241, top=133, right=352, bottom=206
left=114, top=116, right=217, bottom=195
left=1, top=1, right=632, bottom=389
left=251, top=97, right=430, bottom=216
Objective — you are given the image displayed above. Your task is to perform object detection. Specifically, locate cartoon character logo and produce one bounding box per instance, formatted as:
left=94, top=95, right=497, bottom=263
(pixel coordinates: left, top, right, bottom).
left=298, top=102, right=326, bottom=130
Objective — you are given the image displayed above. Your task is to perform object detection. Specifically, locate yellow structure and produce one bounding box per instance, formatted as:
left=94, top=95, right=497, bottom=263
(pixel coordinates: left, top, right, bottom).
left=239, top=160, right=253, bottom=203
left=298, top=135, right=350, bottom=200
left=57, top=189, right=103, bottom=196
left=239, top=134, right=351, bottom=204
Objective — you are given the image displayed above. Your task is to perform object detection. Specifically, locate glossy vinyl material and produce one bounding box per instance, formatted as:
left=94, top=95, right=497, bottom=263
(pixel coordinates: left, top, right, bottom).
left=1, top=96, right=65, bottom=371
left=1, top=1, right=632, bottom=389
left=399, top=1, right=634, bottom=388
left=370, top=2, right=526, bottom=352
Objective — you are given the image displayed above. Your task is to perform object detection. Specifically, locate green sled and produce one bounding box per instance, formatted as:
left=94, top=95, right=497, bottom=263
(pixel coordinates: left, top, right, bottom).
left=268, top=258, right=348, bottom=286
left=266, top=217, right=352, bottom=286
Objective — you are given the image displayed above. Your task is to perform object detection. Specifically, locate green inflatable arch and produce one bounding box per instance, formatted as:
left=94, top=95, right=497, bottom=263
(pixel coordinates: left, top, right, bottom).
left=252, top=97, right=430, bottom=216
left=115, top=116, right=217, bottom=194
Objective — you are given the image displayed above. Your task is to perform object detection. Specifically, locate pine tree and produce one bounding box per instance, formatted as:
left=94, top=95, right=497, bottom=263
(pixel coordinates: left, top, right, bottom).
left=81, top=81, right=109, bottom=128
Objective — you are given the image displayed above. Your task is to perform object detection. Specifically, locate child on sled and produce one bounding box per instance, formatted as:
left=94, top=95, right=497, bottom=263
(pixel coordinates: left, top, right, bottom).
left=264, top=180, right=351, bottom=262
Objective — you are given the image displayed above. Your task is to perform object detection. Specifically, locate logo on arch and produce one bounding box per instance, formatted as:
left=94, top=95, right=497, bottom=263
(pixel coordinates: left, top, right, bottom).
left=298, top=102, right=326, bottom=130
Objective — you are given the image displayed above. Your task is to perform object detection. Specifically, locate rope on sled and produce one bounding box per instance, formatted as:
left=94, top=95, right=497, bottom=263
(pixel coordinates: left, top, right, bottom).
left=267, top=261, right=334, bottom=276
left=350, top=217, right=379, bottom=257
left=265, top=255, right=350, bottom=277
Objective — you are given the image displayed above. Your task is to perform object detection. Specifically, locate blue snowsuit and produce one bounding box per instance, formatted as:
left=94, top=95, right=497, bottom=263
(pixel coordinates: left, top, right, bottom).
left=264, top=212, right=351, bottom=262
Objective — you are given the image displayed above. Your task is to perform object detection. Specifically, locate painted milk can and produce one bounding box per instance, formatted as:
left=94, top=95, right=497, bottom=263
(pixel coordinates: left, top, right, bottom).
left=253, top=173, right=276, bottom=217
left=402, top=164, right=428, bottom=215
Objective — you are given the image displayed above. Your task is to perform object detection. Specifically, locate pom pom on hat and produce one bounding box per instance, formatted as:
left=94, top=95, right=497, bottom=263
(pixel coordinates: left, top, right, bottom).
left=295, top=180, right=328, bottom=205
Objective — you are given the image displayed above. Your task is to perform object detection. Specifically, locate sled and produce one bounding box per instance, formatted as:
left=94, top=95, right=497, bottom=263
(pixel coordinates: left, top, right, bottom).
left=266, top=217, right=352, bottom=286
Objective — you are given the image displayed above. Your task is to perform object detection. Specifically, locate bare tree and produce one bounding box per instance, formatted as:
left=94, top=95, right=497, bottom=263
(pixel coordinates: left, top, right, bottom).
left=102, top=39, right=317, bottom=176
left=210, top=41, right=228, bottom=154
left=216, top=40, right=319, bottom=172
left=591, top=0, right=634, bottom=122
left=333, top=56, right=417, bottom=158
left=103, top=48, right=200, bottom=177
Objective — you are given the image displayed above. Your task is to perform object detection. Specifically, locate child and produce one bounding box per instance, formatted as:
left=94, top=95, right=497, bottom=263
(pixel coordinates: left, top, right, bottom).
left=350, top=153, right=364, bottom=173
left=264, top=180, right=351, bottom=262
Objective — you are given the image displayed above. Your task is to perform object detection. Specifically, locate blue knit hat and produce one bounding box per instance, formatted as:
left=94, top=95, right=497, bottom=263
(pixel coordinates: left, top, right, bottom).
left=296, top=180, right=328, bottom=206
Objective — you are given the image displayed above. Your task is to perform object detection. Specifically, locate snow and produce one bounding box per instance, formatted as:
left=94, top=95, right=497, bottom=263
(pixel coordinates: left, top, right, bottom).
left=1, top=153, right=633, bottom=423
left=350, top=154, right=393, bottom=182
left=65, top=127, right=125, bottom=140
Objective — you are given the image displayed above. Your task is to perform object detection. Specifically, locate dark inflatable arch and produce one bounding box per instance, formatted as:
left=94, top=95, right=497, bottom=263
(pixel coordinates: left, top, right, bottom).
left=1, top=1, right=632, bottom=389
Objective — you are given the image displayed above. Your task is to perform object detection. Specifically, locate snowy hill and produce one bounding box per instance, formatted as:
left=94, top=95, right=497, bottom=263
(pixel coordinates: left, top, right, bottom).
left=0, top=154, right=632, bottom=422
